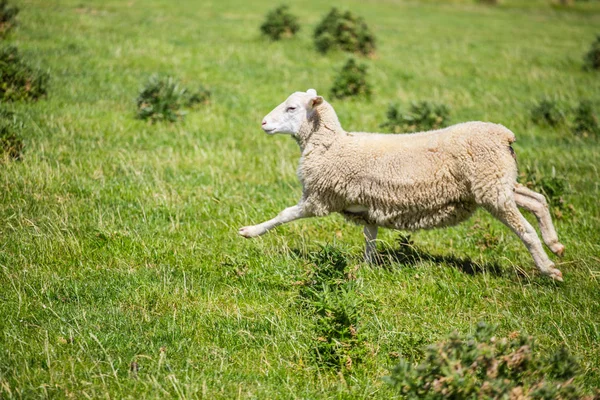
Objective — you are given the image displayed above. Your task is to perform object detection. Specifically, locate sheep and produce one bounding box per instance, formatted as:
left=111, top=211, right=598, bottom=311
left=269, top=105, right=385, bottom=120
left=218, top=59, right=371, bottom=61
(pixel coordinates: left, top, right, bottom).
left=239, top=89, right=565, bottom=281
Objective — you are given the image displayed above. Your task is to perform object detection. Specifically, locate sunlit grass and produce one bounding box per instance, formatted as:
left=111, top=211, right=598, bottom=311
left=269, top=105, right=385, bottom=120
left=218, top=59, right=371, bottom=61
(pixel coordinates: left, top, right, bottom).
left=0, top=0, right=599, bottom=397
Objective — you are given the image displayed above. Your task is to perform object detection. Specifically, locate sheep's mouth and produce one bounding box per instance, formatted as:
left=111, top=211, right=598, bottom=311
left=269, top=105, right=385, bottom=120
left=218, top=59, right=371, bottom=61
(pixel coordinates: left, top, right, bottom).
left=263, top=128, right=276, bottom=134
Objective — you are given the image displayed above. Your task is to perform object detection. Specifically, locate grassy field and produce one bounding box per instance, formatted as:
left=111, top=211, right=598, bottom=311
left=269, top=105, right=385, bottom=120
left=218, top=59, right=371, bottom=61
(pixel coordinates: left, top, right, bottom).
left=1, top=0, right=600, bottom=398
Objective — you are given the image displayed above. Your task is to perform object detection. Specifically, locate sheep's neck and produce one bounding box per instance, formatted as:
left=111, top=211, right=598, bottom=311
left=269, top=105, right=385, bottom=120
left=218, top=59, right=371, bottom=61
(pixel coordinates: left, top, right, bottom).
left=295, top=104, right=344, bottom=153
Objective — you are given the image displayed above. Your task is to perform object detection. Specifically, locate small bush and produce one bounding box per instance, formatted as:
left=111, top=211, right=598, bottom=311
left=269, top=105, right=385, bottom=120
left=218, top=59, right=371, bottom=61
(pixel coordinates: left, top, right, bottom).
left=136, top=75, right=186, bottom=122
left=299, top=245, right=367, bottom=370
left=572, top=100, right=599, bottom=137
left=300, top=245, right=351, bottom=303
left=584, top=35, right=600, bottom=70
left=185, top=85, right=211, bottom=107
left=530, top=99, right=566, bottom=126
left=0, top=0, right=19, bottom=38
left=386, top=322, right=594, bottom=399
left=306, top=245, right=348, bottom=283
left=0, top=46, right=49, bottom=101
left=260, top=5, right=299, bottom=40
left=136, top=76, right=211, bottom=123
left=311, top=284, right=367, bottom=370
left=314, top=8, right=376, bottom=56
left=186, top=86, right=211, bottom=107
left=0, top=109, right=23, bottom=161
left=381, top=101, right=450, bottom=133
left=330, top=58, right=371, bottom=100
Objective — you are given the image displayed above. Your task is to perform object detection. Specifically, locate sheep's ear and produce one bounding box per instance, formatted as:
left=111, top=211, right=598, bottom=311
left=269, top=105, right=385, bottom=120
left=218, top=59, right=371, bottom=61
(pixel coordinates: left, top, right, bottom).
left=309, top=96, right=323, bottom=108
left=307, top=88, right=317, bottom=96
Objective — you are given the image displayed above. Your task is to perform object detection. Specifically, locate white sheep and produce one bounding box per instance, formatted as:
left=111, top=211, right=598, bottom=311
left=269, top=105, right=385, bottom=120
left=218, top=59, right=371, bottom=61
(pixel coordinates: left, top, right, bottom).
left=239, top=89, right=565, bottom=281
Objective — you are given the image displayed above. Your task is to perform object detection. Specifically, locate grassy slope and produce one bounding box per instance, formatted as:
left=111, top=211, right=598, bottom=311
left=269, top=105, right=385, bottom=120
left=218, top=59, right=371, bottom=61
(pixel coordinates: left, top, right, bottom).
left=1, top=0, right=599, bottom=398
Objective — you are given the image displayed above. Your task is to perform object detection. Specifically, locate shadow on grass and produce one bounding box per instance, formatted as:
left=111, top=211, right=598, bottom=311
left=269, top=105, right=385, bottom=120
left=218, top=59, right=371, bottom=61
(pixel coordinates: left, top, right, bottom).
left=376, top=238, right=505, bottom=277
left=291, top=235, right=506, bottom=278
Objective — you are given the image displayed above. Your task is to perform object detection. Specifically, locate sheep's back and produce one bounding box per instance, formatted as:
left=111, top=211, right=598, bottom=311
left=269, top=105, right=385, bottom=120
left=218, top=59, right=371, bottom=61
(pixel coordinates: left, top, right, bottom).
left=299, top=121, right=517, bottom=219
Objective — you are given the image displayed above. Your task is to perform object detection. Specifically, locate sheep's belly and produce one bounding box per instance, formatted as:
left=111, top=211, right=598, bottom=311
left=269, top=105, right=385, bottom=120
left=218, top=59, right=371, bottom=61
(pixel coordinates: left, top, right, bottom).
left=342, top=201, right=477, bottom=231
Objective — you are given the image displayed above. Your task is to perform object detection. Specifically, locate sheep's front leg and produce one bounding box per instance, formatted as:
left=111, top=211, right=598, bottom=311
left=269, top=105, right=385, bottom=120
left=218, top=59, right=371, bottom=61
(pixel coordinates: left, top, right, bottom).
left=239, top=205, right=310, bottom=238
left=364, top=224, right=378, bottom=263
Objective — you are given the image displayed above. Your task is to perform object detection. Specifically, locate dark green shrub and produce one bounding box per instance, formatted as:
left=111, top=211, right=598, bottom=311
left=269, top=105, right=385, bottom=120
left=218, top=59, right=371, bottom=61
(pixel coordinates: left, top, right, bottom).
left=136, top=76, right=210, bottom=123
left=306, top=245, right=349, bottom=284
left=185, top=85, right=211, bottom=107
left=0, top=109, right=23, bottom=161
left=314, top=8, right=376, bottom=56
left=260, top=5, right=299, bottom=40
left=0, top=46, right=49, bottom=101
left=136, top=75, right=186, bottom=122
left=300, top=245, right=350, bottom=302
left=299, top=245, right=367, bottom=370
left=385, top=322, right=593, bottom=399
left=572, top=100, right=599, bottom=137
left=584, top=35, right=600, bottom=70
left=330, top=58, right=371, bottom=100
left=0, top=127, right=21, bottom=160
left=311, top=284, right=367, bottom=370
left=530, top=99, right=566, bottom=126
left=381, top=101, right=450, bottom=133
left=0, top=0, right=19, bottom=38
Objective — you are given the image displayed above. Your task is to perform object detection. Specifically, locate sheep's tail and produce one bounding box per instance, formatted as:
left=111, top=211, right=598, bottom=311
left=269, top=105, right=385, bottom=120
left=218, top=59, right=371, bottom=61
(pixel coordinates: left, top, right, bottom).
left=503, top=126, right=516, bottom=145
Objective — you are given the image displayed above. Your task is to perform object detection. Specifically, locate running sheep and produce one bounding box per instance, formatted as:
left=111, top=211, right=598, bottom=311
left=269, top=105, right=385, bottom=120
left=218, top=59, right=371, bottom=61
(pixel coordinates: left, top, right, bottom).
left=239, top=89, right=565, bottom=281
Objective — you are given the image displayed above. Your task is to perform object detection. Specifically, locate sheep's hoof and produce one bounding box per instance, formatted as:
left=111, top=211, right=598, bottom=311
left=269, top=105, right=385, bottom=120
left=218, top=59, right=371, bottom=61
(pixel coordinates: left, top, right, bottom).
left=552, top=243, right=565, bottom=257
left=238, top=226, right=260, bottom=238
left=548, top=268, right=563, bottom=282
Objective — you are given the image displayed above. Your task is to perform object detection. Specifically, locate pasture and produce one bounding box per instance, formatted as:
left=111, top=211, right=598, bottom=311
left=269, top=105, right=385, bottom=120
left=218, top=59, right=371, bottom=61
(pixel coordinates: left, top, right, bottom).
left=1, top=0, right=599, bottom=397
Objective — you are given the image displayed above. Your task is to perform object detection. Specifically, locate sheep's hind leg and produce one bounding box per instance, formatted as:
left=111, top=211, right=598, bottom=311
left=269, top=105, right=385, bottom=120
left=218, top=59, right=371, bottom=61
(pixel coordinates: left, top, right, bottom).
left=363, top=225, right=378, bottom=263
left=514, top=184, right=565, bottom=256
left=487, top=201, right=563, bottom=281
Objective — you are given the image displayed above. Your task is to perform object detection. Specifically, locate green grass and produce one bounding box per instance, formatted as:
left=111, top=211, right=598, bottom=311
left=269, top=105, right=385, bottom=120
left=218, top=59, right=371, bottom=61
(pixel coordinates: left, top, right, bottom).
left=1, top=0, right=599, bottom=398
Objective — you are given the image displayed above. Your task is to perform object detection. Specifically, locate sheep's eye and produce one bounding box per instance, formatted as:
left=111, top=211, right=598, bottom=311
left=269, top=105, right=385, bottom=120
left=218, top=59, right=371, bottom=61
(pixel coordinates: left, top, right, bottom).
left=286, top=106, right=296, bottom=112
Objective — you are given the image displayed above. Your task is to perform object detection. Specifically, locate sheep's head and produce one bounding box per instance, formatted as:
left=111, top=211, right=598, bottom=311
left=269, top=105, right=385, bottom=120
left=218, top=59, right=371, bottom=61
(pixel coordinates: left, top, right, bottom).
left=261, top=89, right=323, bottom=136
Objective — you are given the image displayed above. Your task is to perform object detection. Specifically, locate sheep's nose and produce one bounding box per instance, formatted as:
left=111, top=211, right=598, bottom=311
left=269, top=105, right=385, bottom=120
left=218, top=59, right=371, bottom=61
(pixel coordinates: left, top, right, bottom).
left=261, top=120, right=267, bottom=126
